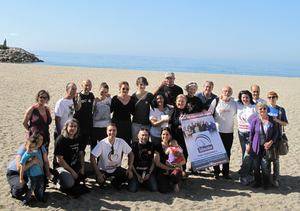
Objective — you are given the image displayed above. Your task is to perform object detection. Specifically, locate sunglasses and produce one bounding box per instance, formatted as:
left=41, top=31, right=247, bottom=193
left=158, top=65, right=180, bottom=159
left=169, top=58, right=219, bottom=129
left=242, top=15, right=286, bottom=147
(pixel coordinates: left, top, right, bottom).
left=111, top=144, right=114, bottom=155
left=39, top=96, right=48, bottom=99
left=268, top=96, right=276, bottom=99
left=122, top=88, right=129, bottom=91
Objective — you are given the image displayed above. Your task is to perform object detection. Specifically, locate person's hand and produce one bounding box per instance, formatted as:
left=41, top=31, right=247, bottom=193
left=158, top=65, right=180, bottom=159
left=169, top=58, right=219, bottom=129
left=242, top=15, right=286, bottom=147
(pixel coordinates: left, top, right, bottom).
left=126, top=169, right=133, bottom=179
left=143, top=173, right=150, bottom=181
left=96, top=172, right=105, bottom=184
left=19, top=178, right=25, bottom=186
left=161, top=80, right=167, bottom=87
left=245, top=144, right=251, bottom=154
left=264, top=140, right=273, bottom=150
left=137, top=174, right=143, bottom=183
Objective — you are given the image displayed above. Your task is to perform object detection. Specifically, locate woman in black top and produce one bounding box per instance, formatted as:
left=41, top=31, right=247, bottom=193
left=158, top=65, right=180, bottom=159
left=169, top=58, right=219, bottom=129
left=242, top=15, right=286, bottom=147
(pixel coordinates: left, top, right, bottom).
left=169, top=94, right=189, bottom=171
left=111, top=81, right=135, bottom=145
left=132, top=77, right=154, bottom=142
left=23, top=90, right=52, bottom=150
left=154, top=127, right=185, bottom=193
left=54, top=118, right=84, bottom=190
left=185, top=82, right=204, bottom=114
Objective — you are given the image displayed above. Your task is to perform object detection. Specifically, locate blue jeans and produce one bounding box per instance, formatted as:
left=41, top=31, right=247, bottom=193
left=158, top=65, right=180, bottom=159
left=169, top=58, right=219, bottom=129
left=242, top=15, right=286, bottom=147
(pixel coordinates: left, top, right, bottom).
left=6, top=170, right=28, bottom=199
left=238, top=131, right=250, bottom=160
left=128, top=173, right=157, bottom=192
left=25, top=175, right=45, bottom=202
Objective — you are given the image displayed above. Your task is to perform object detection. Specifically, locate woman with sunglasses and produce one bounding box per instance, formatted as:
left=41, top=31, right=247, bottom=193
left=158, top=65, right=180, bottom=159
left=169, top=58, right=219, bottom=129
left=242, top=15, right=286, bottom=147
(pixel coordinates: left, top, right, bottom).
left=23, top=90, right=52, bottom=150
left=154, top=127, right=185, bottom=193
left=111, top=81, right=135, bottom=145
left=91, top=82, right=111, bottom=150
left=267, top=91, right=288, bottom=187
left=247, top=102, right=278, bottom=189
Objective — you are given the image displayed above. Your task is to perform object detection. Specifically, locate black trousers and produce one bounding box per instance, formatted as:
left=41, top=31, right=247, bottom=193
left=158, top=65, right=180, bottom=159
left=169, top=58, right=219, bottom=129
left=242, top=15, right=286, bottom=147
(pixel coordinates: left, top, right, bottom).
left=91, top=127, right=107, bottom=150
left=213, top=132, right=233, bottom=176
left=102, top=167, right=128, bottom=188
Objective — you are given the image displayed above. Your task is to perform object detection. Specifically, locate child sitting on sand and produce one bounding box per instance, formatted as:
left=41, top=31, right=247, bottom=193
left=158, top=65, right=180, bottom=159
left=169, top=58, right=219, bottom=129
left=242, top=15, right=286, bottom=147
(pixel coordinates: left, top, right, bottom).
left=19, top=133, right=50, bottom=205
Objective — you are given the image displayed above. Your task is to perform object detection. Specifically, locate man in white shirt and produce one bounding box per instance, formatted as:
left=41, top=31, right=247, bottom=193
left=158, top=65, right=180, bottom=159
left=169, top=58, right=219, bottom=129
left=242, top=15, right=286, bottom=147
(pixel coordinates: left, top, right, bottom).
left=54, top=82, right=77, bottom=138
left=90, top=124, right=134, bottom=190
left=251, top=84, right=266, bottom=104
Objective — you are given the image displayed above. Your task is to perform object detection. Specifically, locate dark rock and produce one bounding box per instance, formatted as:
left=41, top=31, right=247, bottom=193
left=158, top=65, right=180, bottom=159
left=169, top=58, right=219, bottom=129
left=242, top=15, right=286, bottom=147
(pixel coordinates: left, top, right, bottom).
left=0, top=47, right=43, bottom=63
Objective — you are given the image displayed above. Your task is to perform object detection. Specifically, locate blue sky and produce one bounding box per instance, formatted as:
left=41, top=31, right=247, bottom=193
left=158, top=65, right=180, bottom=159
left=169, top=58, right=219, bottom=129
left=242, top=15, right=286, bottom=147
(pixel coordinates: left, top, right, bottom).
left=1, top=0, right=299, bottom=64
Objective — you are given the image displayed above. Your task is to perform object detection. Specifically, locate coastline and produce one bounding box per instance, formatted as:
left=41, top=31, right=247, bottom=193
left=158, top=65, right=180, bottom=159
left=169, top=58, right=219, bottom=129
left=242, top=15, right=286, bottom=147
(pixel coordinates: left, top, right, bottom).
left=0, top=63, right=299, bottom=210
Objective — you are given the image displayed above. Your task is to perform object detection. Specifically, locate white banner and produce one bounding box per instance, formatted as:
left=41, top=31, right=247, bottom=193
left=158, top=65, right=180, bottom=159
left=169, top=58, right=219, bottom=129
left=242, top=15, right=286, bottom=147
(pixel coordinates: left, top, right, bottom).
left=180, top=112, right=228, bottom=170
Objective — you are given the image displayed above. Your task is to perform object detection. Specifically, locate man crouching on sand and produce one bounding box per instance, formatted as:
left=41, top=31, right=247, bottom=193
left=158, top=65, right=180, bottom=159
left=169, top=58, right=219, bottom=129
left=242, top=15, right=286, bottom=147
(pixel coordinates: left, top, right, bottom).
left=90, top=123, right=134, bottom=190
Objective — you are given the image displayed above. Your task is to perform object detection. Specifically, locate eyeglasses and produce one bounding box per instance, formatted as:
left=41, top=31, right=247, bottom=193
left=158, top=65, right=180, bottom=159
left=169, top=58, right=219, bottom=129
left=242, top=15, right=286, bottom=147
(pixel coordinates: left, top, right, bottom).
left=268, top=96, right=276, bottom=99
left=259, top=107, right=267, bottom=111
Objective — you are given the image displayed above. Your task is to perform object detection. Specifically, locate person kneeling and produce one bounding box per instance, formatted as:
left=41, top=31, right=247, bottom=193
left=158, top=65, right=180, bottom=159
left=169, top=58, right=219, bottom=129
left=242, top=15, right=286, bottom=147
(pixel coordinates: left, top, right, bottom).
left=90, top=123, right=134, bottom=190
left=128, top=128, right=157, bottom=192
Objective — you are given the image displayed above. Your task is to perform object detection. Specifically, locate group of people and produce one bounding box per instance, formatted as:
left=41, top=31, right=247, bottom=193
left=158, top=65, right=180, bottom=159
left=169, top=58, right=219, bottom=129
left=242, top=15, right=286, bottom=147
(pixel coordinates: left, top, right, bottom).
left=6, top=72, right=288, bottom=205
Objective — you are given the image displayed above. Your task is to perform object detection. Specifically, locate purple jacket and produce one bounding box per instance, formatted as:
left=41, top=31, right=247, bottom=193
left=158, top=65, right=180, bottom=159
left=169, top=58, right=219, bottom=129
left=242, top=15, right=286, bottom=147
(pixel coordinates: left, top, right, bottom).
left=249, top=115, right=278, bottom=155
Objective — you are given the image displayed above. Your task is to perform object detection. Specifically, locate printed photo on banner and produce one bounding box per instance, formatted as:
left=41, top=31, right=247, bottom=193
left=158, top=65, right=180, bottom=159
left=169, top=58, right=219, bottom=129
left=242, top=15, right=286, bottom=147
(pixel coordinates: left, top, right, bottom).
left=180, top=112, right=228, bottom=170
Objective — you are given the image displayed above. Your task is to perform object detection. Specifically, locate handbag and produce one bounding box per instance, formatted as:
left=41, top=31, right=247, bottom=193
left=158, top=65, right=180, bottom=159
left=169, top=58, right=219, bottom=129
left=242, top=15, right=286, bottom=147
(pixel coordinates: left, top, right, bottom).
left=278, top=127, right=289, bottom=155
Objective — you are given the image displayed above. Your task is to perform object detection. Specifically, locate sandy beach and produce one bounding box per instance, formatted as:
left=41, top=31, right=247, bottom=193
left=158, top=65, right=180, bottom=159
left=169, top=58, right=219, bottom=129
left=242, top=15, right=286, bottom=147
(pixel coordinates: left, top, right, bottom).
left=0, top=63, right=299, bottom=210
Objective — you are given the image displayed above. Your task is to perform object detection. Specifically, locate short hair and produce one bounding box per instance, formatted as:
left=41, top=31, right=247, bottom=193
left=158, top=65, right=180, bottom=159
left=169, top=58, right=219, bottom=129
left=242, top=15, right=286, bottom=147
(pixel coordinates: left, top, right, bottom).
left=61, top=118, right=80, bottom=139
left=139, top=127, right=149, bottom=133
left=176, top=94, right=187, bottom=102
left=100, top=82, right=109, bottom=90
left=251, top=84, right=260, bottom=91
left=238, top=90, right=255, bottom=105
left=107, top=123, right=117, bottom=128
left=204, top=81, right=214, bottom=87
left=185, top=82, right=198, bottom=91
left=267, top=91, right=278, bottom=98
left=66, top=82, right=76, bottom=91
left=118, top=81, right=129, bottom=89
left=36, top=90, right=50, bottom=102
left=256, top=102, right=268, bottom=109
left=26, top=131, right=42, bottom=145
left=136, top=76, right=149, bottom=86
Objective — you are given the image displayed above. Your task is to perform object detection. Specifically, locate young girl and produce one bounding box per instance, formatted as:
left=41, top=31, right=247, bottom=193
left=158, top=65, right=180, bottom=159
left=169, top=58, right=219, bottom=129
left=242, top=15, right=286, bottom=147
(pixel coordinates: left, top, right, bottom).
left=19, top=133, right=50, bottom=205
left=165, top=139, right=185, bottom=192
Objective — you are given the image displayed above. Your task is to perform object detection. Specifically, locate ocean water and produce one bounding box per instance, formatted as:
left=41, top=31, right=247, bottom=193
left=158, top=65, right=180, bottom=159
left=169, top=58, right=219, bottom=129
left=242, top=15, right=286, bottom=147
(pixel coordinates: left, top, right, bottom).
left=35, top=51, right=300, bottom=77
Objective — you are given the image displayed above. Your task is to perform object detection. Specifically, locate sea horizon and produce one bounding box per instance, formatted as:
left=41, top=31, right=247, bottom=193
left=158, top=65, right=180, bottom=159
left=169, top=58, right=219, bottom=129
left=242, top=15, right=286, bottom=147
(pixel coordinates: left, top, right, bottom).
left=34, top=50, right=300, bottom=78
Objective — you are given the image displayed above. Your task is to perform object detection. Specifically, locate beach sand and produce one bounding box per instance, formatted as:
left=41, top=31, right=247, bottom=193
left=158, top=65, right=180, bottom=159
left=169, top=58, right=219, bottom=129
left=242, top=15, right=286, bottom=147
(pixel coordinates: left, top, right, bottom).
left=0, top=63, right=299, bottom=210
